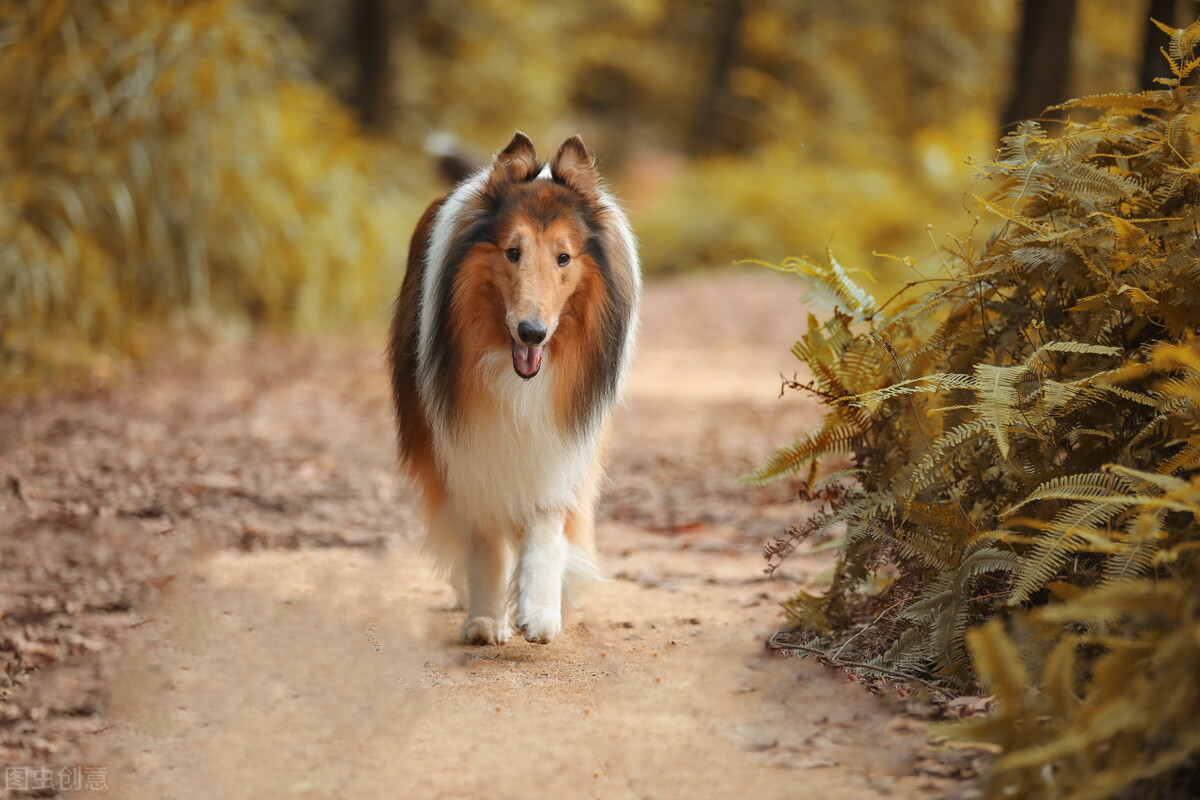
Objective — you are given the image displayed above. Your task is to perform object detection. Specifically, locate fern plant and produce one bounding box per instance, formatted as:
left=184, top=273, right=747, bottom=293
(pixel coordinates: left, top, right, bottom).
left=757, top=18, right=1200, bottom=798
left=959, top=342, right=1200, bottom=796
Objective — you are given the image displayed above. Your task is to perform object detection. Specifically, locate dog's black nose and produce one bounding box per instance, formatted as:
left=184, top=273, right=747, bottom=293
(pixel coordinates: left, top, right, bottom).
left=517, top=319, right=547, bottom=345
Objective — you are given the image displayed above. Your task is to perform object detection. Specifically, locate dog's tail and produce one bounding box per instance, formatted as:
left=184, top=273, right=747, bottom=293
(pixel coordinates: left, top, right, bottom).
left=425, top=131, right=484, bottom=186
left=563, top=542, right=605, bottom=611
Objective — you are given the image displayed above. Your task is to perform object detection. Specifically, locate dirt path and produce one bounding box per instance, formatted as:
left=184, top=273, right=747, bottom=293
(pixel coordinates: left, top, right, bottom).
left=3, top=271, right=959, bottom=799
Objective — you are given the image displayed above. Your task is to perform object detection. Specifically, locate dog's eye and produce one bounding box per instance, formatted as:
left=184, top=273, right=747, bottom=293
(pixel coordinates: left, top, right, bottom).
left=557, top=253, right=570, bottom=267
left=505, top=248, right=520, bottom=263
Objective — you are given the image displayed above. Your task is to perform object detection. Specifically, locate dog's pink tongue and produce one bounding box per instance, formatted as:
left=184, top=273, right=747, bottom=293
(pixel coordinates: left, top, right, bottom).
left=511, top=341, right=544, bottom=379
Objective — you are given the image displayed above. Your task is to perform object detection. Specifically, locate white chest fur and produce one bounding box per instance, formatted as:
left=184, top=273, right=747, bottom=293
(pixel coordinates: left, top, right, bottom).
left=430, top=350, right=598, bottom=531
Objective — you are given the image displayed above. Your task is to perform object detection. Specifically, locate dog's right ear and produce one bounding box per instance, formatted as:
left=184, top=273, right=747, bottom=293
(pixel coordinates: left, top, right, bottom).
left=550, top=135, right=597, bottom=198
left=491, top=131, right=541, bottom=183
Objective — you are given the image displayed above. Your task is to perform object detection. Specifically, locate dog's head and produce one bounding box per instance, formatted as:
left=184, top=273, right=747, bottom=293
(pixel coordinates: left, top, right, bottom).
left=474, top=132, right=601, bottom=380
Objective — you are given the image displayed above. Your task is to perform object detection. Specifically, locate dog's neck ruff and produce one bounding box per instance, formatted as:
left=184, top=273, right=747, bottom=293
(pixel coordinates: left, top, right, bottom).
left=416, top=166, right=491, bottom=409
left=431, top=351, right=599, bottom=529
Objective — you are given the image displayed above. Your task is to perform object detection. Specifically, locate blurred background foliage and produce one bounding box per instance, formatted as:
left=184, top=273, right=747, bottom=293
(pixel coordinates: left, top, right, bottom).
left=0, top=0, right=1179, bottom=387
left=0, top=0, right=421, bottom=388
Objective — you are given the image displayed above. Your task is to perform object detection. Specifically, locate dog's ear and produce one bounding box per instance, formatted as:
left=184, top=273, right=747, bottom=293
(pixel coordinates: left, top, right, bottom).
left=551, top=136, right=597, bottom=197
left=491, top=131, right=541, bottom=183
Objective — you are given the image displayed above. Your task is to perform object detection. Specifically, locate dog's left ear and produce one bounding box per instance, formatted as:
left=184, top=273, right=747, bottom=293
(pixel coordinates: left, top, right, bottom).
left=493, top=131, right=542, bottom=183
left=551, top=136, right=597, bottom=197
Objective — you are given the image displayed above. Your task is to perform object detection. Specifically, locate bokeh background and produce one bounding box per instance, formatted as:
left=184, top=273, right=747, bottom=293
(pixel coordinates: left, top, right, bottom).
left=0, top=0, right=1189, bottom=388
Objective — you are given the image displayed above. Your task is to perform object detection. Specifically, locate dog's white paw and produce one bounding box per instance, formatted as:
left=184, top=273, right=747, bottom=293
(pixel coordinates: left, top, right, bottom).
left=460, top=616, right=511, bottom=645
left=516, top=606, right=561, bottom=644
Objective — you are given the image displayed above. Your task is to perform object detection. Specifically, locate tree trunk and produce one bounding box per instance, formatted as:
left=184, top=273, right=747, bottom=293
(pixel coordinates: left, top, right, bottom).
left=1000, top=0, right=1077, bottom=138
left=689, top=0, right=746, bottom=155
left=352, top=0, right=390, bottom=132
left=1141, top=0, right=1177, bottom=91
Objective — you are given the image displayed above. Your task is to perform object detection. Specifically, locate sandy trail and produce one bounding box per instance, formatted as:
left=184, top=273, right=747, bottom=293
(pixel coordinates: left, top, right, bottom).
left=60, top=271, right=954, bottom=799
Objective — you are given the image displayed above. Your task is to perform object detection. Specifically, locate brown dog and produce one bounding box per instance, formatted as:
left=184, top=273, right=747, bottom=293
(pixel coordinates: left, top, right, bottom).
left=388, top=132, right=640, bottom=644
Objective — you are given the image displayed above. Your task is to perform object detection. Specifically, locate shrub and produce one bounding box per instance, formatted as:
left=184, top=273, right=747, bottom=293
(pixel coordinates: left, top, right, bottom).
left=0, top=1, right=417, bottom=389
left=754, top=20, right=1200, bottom=798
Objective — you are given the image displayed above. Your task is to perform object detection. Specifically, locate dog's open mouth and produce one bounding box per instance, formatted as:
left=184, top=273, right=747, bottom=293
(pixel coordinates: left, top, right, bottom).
left=511, top=340, right=544, bottom=379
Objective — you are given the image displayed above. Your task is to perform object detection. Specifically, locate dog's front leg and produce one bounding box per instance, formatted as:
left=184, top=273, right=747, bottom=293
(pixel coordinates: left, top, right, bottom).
left=460, top=533, right=512, bottom=645
left=516, top=514, right=568, bottom=644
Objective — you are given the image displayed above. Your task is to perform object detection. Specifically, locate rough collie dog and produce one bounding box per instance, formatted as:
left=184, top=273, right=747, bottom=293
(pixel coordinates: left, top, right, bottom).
left=388, top=132, right=640, bottom=645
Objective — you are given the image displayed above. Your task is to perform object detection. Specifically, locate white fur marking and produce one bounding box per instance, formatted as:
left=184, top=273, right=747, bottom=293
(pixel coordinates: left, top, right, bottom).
left=516, top=515, right=568, bottom=643
left=417, top=167, right=491, bottom=398
left=432, top=350, right=599, bottom=531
